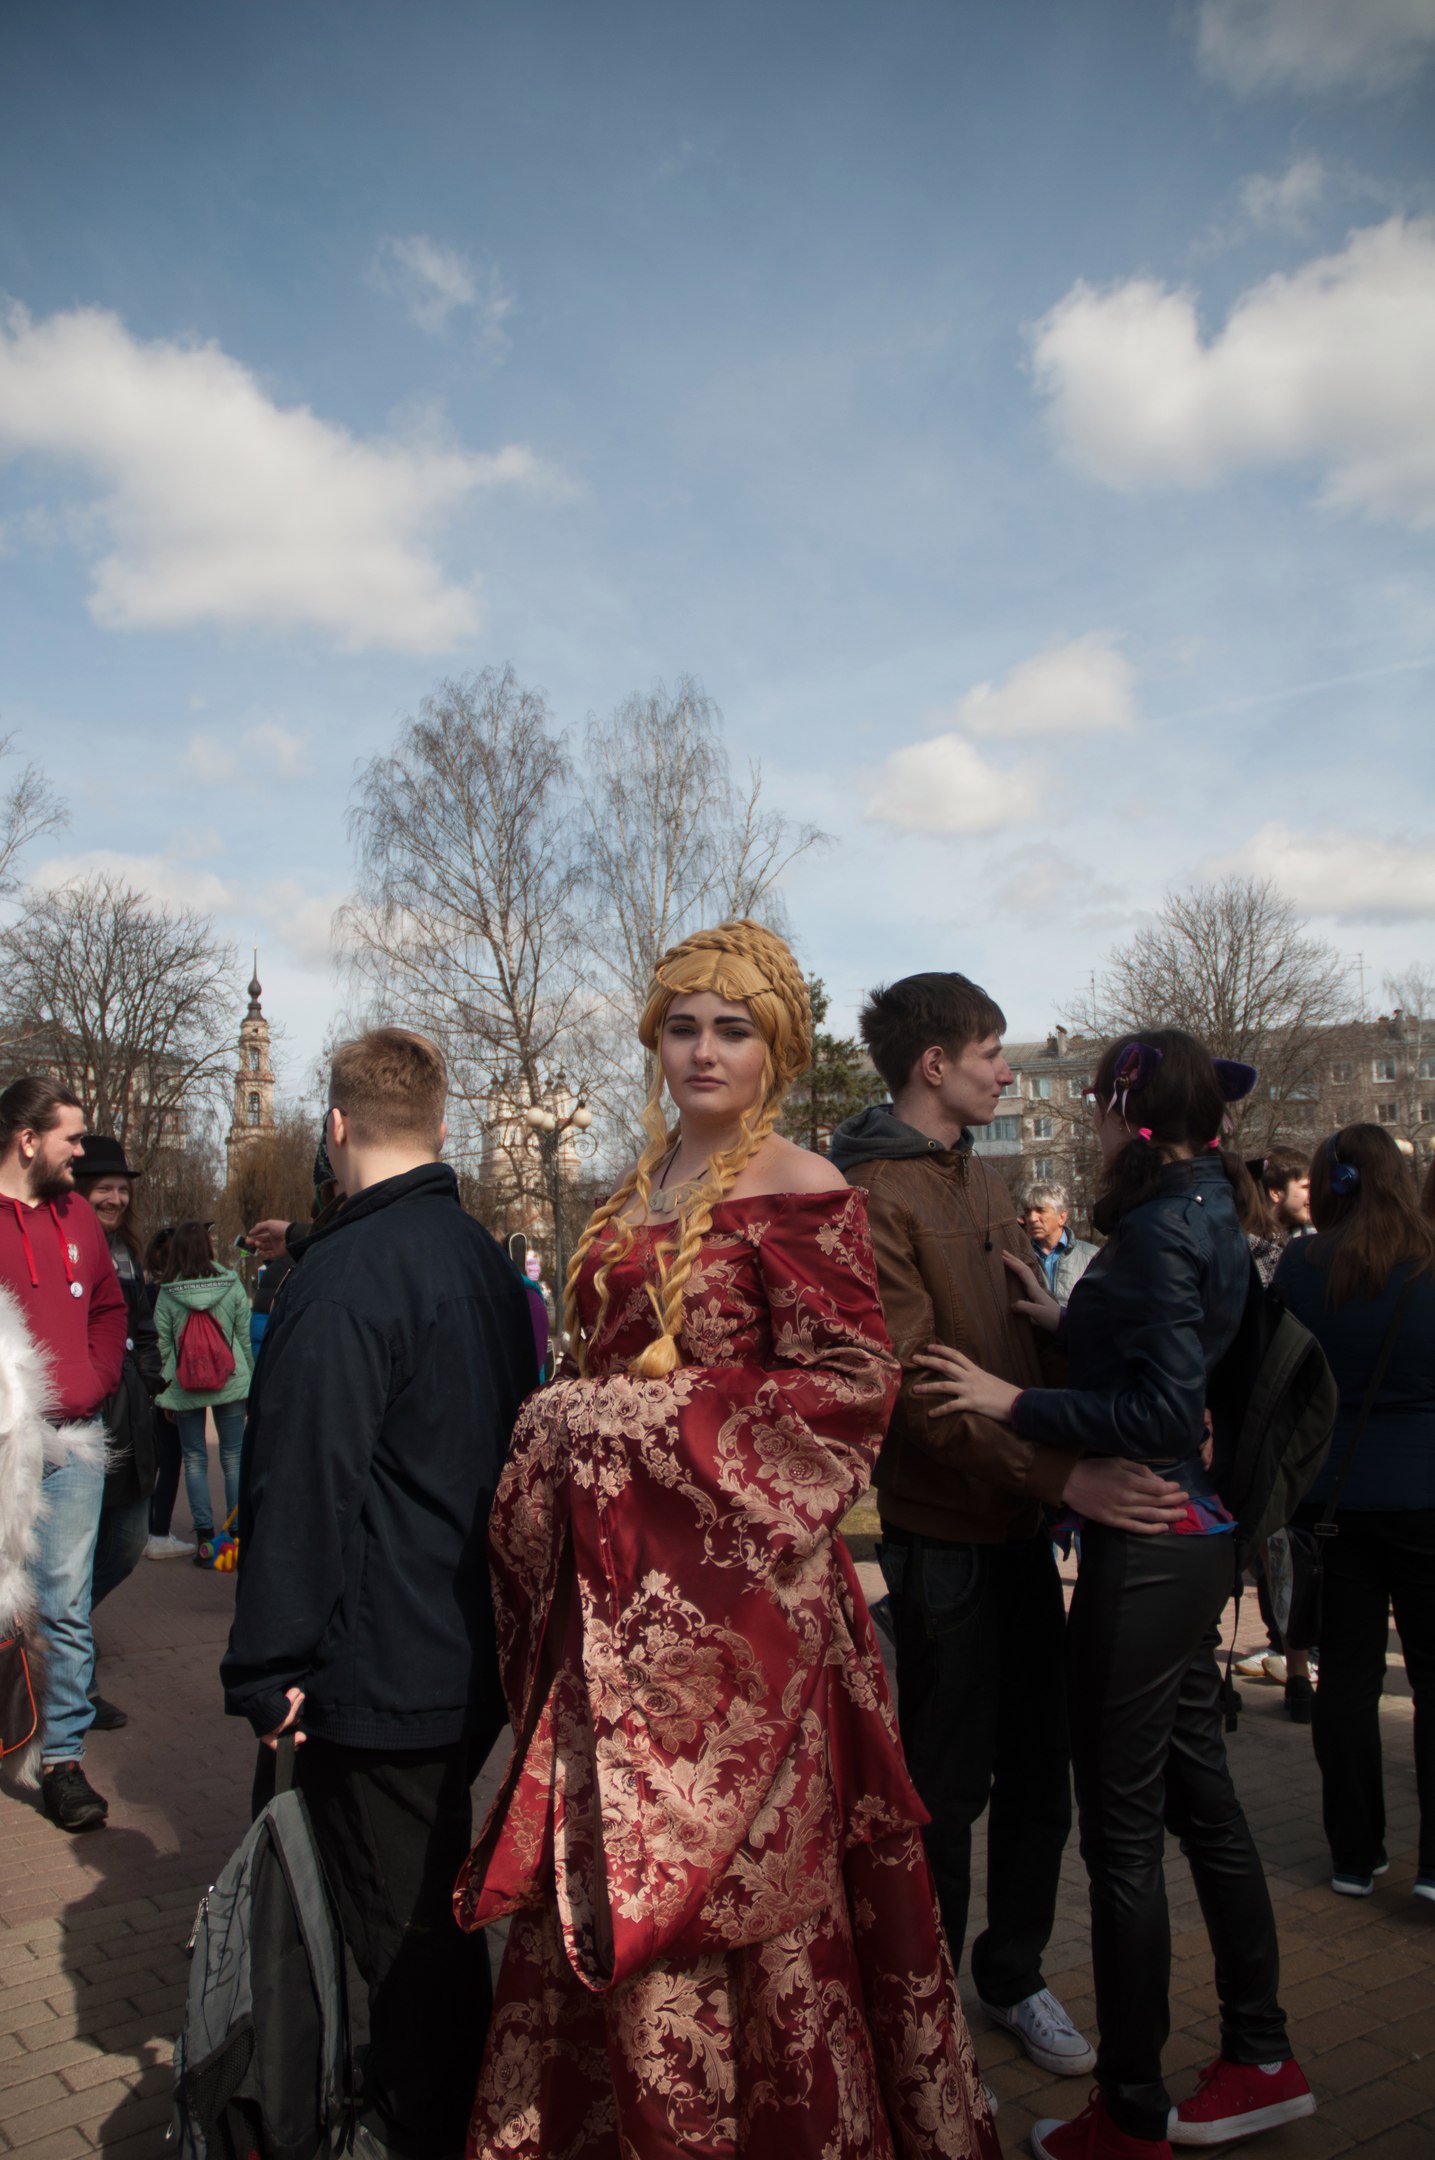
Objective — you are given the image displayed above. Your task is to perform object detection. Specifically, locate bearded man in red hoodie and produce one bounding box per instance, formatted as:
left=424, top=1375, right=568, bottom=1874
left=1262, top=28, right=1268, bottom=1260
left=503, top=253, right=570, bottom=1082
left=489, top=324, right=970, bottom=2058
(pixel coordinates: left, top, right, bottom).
left=0, top=1077, right=127, bottom=1831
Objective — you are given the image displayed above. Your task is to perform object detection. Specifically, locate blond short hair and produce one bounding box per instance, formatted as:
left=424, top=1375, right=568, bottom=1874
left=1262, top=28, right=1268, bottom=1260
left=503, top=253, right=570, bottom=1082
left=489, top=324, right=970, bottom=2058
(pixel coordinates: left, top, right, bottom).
left=329, top=1028, right=446, bottom=1150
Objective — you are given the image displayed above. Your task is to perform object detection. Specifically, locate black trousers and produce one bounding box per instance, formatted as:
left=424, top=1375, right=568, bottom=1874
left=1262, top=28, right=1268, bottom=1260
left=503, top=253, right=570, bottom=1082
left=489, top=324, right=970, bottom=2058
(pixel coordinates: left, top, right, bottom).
left=252, top=1733, right=493, bottom=2158
left=1301, top=1506, right=1435, bottom=1879
left=1069, top=1527, right=1290, bottom=2143
left=878, top=1528, right=1072, bottom=2006
left=149, top=1409, right=182, bottom=1535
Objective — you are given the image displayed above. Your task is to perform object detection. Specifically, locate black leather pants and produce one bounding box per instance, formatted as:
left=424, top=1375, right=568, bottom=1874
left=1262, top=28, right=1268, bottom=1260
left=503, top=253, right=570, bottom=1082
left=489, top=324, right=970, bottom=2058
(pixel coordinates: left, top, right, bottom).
left=1068, top=1526, right=1291, bottom=2143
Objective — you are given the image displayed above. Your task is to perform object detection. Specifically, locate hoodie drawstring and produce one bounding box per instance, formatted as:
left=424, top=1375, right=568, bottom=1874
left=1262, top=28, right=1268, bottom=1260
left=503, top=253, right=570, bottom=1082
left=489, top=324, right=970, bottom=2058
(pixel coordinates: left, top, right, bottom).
left=8, top=1199, right=82, bottom=1296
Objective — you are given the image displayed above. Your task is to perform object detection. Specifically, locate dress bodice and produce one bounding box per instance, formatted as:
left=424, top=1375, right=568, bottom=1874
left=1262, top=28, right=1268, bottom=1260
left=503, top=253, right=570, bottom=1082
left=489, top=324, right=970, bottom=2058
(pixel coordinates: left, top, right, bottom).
left=577, top=1193, right=823, bottom=1375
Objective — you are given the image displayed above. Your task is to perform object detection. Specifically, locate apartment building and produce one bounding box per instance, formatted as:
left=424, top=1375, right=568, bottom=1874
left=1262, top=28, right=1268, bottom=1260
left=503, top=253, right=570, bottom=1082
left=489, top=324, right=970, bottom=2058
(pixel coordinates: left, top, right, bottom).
left=972, top=1012, right=1435, bottom=1228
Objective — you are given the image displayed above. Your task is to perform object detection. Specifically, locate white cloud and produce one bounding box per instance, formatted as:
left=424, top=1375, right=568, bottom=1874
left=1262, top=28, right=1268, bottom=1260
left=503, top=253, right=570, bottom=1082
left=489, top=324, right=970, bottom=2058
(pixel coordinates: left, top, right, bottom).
left=33, top=847, right=235, bottom=916
left=1236, top=154, right=1327, bottom=232
left=1196, top=0, right=1435, bottom=95
left=941, top=634, right=1137, bottom=740
left=1208, top=822, right=1435, bottom=920
left=0, top=300, right=561, bottom=651
left=863, top=734, right=1039, bottom=836
left=181, top=721, right=316, bottom=787
left=372, top=235, right=514, bottom=352
left=1031, top=217, right=1435, bottom=528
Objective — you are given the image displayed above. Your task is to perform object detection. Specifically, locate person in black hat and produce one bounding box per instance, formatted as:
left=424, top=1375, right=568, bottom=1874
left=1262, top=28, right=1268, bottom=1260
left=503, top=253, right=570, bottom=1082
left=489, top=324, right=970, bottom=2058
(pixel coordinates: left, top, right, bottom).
left=73, top=1134, right=166, bottom=1727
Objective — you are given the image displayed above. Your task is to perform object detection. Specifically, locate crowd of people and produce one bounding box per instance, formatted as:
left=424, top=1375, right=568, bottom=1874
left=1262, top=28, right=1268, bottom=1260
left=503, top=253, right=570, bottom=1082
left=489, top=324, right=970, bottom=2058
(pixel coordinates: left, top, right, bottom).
left=1, top=919, right=1432, bottom=2160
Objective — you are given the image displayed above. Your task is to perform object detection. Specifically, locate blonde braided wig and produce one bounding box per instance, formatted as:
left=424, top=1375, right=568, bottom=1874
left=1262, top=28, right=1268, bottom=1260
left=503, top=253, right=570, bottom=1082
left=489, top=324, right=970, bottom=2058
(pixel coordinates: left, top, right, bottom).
left=564, top=919, right=813, bottom=1378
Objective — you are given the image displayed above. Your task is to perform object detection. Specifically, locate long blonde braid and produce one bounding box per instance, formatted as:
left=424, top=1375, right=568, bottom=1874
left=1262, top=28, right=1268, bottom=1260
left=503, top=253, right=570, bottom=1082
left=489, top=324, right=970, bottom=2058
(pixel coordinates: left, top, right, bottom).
left=563, top=920, right=812, bottom=1376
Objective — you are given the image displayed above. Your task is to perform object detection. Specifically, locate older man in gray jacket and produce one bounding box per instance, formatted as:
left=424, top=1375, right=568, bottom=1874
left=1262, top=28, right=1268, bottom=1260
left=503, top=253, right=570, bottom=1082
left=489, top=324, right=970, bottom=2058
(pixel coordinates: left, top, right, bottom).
left=1022, top=1181, right=1097, bottom=1300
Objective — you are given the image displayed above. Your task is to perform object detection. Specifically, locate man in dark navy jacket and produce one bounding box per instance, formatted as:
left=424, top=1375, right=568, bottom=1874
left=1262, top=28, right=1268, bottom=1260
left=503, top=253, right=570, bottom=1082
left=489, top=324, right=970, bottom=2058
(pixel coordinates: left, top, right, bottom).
left=222, top=1028, right=537, bottom=2160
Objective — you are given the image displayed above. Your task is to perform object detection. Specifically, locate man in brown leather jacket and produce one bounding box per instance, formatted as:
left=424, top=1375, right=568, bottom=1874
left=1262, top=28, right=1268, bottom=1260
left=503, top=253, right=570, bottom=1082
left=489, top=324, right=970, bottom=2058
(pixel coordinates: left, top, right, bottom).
left=831, top=973, right=1101, bottom=2078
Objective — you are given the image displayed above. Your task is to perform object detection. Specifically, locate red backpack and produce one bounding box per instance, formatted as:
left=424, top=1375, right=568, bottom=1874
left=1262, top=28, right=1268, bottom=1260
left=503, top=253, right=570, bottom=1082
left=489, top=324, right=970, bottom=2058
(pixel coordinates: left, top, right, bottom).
left=177, top=1308, right=236, bottom=1393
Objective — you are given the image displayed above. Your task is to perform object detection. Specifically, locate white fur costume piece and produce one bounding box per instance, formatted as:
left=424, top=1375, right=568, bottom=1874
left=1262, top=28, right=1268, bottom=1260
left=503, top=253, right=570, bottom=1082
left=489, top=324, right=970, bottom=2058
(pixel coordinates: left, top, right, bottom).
left=0, top=1283, right=106, bottom=1782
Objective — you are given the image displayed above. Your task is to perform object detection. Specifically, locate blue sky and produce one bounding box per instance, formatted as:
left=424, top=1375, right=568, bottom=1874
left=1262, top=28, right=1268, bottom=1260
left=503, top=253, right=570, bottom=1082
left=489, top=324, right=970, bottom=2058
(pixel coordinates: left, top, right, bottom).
left=2, top=0, right=1433, bottom=1106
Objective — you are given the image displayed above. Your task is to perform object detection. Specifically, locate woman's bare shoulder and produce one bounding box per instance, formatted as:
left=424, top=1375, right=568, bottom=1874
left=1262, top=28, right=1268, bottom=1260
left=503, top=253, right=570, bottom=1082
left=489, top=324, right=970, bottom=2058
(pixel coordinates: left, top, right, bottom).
left=730, top=1134, right=849, bottom=1198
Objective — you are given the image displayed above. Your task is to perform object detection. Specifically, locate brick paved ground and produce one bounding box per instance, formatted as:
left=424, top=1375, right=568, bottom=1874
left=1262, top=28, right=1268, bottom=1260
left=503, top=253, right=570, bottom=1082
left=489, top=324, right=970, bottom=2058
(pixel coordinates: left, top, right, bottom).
left=2, top=1460, right=1431, bottom=2157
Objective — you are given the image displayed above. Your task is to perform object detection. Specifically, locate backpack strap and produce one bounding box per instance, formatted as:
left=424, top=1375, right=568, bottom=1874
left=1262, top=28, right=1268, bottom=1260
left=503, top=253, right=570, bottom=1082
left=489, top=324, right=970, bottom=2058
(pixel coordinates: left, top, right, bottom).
left=1312, top=1271, right=1418, bottom=1540
left=274, top=1732, right=297, bottom=1796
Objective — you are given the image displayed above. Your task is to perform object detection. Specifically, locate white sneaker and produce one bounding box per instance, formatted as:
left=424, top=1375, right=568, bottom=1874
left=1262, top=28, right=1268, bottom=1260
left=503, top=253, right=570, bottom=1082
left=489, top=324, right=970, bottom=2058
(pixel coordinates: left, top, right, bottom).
left=980, top=1988, right=1096, bottom=2076
left=1233, top=1650, right=1272, bottom=1677
left=1261, top=1653, right=1288, bottom=1684
left=144, top=1533, right=194, bottom=1560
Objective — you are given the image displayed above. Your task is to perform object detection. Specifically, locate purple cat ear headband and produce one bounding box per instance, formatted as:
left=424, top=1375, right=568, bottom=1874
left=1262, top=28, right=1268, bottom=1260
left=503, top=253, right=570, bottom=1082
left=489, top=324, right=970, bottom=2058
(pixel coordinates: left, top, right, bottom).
left=1108, top=1043, right=1163, bottom=1129
left=1108, top=1045, right=1259, bottom=1143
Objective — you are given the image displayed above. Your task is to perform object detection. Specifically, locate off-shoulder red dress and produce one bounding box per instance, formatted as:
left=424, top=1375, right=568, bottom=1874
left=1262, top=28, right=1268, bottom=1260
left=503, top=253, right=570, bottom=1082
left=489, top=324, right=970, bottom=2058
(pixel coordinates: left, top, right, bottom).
left=456, top=1187, right=1000, bottom=2160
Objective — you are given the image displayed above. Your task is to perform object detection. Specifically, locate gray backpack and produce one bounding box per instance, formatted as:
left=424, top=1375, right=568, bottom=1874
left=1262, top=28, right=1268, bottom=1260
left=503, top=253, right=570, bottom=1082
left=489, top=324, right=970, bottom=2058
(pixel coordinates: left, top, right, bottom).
left=171, top=1740, right=352, bottom=2159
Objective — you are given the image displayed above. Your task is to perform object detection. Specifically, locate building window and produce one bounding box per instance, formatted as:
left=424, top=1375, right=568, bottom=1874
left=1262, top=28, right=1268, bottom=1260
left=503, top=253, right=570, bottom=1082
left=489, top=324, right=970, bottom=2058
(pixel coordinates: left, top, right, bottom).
left=1288, top=1071, right=1318, bottom=1100
left=1422, top=1102, right=1435, bottom=1125
left=1030, top=1075, right=1052, bottom=1100
left=248, top=1046, right=260, bottom=1072
left=990, top=1116, right=1019, bottom=1141
left=1068, top=1076, right=1090, bottom=1099
left=1373, top=1057, right=1397, bottom=1082
left=1032, top=1157, right=1055, bottom=1181
left=1000, top=1073, right=1021, bottom=1098
left=1330, top=1059, right=1354, bottom=1082
left=1420, top=1055, right=1435, bottom=1080
left=1376, top=1102, right=1399, bottom=1124
left=1031, top=1116, right=1054, bottom=1140
left=247, top=1092, right=261, bottom=1127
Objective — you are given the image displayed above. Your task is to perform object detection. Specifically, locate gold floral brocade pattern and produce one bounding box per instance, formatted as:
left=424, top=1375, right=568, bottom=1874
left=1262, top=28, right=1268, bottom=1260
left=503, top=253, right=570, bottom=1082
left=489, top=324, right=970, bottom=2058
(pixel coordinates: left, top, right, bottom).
left=457, top=1188, right=999, bottom=2160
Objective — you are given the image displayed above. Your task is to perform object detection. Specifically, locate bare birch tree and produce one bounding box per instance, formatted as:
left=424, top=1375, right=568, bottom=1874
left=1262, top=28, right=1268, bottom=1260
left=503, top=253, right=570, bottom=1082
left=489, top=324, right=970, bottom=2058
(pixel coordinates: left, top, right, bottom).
left=577, top=678, right=826, bottom=1127
left=0, top=732, right=67, bottom=895
left=1071, top=877, right=1354, bottom=1148
left=339, top=668, right=594, bottom=1186
left=0, top=873, right=237, bottom=1160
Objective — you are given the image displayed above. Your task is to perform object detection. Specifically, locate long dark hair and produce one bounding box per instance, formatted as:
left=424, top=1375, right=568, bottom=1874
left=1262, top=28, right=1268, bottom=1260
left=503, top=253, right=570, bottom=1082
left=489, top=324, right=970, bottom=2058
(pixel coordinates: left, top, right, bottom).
left=1308, top=1124, right=1435, bottom=1305
left=160, top=1220, right=219, bottom=1283
left=76, top=1177, right=144, bottom=1269
left=1091, top=1027, right=1234, bottom=1234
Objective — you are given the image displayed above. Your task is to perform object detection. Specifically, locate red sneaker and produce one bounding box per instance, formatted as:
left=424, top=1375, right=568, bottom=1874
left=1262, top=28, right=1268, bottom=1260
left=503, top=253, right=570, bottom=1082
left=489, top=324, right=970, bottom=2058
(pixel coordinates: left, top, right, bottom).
left=1032, top=2090, right=1172, bottom=2159
left=1168, top=2057, right=1316, bottom=2146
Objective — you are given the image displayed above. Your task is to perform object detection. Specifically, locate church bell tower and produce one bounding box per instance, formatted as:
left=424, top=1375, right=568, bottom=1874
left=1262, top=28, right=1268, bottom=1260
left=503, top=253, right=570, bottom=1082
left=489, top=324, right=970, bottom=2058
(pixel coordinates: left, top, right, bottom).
left=226, top=954, right=276, bottom=1170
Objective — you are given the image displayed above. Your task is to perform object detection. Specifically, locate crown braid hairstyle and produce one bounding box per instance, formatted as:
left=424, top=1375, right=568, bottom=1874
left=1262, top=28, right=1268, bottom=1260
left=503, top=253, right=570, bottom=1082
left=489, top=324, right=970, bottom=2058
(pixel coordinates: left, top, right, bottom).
left=563, top=919, right=812, bottom=1378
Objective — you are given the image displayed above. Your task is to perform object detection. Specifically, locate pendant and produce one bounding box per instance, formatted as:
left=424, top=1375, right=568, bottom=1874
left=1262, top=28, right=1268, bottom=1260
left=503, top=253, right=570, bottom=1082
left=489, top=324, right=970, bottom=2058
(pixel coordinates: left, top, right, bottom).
left=649, top=1177, right=701, bottom=1219
left=70, top=1280, right=84, bottom=1298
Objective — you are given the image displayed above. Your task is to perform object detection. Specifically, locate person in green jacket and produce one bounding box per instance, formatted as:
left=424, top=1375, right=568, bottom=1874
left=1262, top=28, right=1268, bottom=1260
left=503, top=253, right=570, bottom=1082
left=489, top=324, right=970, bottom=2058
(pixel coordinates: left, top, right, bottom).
left=155, top=1221, right=254, bottom=1558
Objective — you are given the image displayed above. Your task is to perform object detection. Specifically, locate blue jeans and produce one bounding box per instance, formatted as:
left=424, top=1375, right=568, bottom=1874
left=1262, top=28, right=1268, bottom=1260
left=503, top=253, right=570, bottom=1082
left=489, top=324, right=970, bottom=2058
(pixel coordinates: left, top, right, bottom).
left=176, top=1401, right=247, bottom=1535
left=33, top=1453, right=105, bottom=1764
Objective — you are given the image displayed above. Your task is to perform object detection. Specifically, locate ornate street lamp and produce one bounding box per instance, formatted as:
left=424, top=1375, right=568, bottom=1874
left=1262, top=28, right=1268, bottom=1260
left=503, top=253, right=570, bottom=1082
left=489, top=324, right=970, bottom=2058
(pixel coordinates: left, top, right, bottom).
left=523, top=1080, right=595, bottom=1318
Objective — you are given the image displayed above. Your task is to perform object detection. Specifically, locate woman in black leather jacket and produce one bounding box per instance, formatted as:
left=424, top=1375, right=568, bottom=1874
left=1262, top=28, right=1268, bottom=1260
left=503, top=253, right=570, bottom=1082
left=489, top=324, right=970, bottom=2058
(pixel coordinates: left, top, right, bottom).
left=917, top=1030, right=1313, bottom=2160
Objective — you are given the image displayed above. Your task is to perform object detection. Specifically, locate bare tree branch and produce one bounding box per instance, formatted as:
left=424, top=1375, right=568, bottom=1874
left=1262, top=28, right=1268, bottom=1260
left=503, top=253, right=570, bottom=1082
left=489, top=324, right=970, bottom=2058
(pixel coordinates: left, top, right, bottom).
left=338, top=668, right=599, bottom=1196
left=1068, top=876, right=1355, bottom=1148
left=0, top=873, right=237, bottom=1160
left=576, top=678, right=827, bottom=1132
left=0, top=732, right=67, bottom=896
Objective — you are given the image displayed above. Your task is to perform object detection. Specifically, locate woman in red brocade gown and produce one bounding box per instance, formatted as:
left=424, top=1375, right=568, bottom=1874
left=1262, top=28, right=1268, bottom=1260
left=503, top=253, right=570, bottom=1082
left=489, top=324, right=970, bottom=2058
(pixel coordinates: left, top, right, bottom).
left=456, top=920, right=1000, bottom=2160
